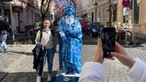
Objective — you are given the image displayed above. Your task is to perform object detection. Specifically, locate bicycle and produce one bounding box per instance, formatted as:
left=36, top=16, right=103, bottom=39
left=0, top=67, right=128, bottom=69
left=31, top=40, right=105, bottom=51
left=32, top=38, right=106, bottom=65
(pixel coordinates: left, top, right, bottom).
left=115, top=28, right=132, bottom=43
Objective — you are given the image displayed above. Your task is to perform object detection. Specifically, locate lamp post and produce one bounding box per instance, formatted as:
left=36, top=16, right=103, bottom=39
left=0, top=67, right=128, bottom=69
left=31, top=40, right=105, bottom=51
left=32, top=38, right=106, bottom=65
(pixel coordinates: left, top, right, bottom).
left=9, top=1, right=15, bottom=43
left=132, top=0, right=135, bottom=45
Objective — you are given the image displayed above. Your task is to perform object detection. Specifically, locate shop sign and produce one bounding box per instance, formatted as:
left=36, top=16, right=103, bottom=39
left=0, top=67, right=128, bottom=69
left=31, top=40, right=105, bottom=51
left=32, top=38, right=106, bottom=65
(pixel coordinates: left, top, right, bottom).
left=123, top=8, right=129, bottom=16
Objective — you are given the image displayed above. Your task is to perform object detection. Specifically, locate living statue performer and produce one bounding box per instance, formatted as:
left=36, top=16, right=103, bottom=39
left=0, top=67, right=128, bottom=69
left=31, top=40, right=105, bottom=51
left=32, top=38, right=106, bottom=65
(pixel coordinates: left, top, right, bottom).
left=57, top=5, right=82, bottom=74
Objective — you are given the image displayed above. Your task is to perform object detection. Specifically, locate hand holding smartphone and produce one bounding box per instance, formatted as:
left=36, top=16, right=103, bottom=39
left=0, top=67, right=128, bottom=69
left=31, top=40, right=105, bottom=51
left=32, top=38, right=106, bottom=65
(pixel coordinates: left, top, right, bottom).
left=100, top=27, right=115, bottom=58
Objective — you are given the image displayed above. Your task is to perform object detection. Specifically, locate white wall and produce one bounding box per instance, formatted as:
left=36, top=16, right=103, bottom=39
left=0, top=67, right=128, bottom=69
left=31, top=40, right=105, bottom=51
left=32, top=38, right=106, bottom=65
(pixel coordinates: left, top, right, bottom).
left=81, top=0, right=88, bottom=10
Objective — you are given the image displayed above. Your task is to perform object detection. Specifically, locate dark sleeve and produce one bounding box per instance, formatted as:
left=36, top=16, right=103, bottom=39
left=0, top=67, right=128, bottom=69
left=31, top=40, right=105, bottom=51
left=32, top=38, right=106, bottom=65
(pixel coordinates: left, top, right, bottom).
left=50, top=25, right=56, bottom=36
left=51, top=28, right=55, bottom=36
left=3, top=21, right=11, bottom=32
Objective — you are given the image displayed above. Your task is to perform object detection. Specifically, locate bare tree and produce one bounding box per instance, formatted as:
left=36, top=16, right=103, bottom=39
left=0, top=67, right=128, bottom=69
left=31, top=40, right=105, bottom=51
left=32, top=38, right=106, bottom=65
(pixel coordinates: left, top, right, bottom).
left=40, top=0, right=53, bottom=20
left=40, top=0, right=77, bottom=21
left=53, top=0, right=77, bottom=17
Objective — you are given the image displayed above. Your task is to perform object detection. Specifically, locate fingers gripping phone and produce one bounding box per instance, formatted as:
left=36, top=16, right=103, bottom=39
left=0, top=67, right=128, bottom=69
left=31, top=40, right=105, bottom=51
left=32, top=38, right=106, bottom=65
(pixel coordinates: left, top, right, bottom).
left=100, top=27, right=115, bottom=58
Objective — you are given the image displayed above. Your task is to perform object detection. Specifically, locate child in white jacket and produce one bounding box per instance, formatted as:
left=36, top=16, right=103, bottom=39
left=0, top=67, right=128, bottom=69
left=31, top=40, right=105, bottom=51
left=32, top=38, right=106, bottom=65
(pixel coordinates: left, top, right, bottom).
left=79, top=38, right=146, bottom=82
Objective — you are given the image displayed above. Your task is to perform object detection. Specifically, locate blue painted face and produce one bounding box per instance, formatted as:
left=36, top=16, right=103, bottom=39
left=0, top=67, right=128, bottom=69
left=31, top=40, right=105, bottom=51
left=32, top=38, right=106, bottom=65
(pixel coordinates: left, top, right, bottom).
left=64, top=5, right=76, bottom=16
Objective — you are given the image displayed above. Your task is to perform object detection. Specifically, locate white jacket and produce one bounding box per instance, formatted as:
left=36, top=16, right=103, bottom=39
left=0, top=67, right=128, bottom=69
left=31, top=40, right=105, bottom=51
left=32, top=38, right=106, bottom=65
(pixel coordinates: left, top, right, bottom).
left=35, top=29, right=55, bottom=49
left=79, top=59, right=146, bottom=82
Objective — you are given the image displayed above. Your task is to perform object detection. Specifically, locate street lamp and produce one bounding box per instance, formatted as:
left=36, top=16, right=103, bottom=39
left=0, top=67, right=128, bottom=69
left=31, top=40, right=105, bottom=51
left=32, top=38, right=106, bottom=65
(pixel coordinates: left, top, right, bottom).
left=131, top=0, right=135, bottom=45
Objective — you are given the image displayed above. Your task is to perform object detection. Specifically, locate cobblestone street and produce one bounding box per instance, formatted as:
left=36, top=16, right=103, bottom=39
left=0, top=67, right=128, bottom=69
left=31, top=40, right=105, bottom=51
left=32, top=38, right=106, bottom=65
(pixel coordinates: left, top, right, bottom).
left=0, top=36, right=146, bottom=82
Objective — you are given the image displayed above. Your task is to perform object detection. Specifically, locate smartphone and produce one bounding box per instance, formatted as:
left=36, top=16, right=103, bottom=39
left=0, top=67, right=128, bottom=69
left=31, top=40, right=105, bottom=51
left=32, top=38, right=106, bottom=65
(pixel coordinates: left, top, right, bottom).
left=101, top=27, right=115, bottom=58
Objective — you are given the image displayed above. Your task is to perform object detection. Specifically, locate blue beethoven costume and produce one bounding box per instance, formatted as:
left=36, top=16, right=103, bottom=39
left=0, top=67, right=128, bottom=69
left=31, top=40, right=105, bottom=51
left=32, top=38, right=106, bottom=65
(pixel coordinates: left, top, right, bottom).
left=57, top=5, right=82, bottom=74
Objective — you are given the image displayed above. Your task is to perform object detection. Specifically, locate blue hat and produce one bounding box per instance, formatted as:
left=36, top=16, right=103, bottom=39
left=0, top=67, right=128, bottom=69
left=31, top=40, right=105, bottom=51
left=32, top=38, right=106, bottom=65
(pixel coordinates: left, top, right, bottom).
left=64, top=5, right=76, bottom=16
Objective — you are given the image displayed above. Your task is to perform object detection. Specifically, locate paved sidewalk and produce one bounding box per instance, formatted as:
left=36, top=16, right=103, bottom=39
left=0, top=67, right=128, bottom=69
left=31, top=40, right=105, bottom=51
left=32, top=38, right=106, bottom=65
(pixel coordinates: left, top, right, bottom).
left=2, top=45, right=146, bottom=82
left=0, top=36, right=146, bottom=82
left=0, top=44, right=35, bottom=81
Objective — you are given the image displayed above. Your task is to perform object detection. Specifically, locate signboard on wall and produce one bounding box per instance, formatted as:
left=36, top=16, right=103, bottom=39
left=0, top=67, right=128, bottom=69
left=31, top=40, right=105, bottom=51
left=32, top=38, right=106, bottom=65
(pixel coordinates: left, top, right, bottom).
left=123, top=8, right=129, bottom=16
left=111, top=0, right=117, bottom=4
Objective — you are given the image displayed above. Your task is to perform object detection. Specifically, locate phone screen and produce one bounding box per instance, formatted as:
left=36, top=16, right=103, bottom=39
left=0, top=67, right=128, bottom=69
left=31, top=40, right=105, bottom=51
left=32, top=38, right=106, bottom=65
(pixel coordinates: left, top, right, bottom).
left=101, top=28, right=115, bottom=58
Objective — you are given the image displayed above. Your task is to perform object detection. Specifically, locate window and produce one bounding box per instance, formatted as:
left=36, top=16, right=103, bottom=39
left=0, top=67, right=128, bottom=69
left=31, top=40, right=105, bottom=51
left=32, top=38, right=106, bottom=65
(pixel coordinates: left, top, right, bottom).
left=131, top=0, right=140, bottom=24
left=123, top=15, right=128, bottom=23
left=113, top=9, right=117, bottom=22
left=98, top=8, right=101, bottom=21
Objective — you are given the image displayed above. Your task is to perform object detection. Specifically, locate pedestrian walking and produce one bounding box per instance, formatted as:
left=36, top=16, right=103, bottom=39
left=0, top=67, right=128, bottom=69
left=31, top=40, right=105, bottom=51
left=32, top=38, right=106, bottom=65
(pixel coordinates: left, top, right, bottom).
left=35, top=19, right=56, bottom=82
left=82, top=21, right=88, bottom=35
left=0, top=16, right=11, bottom=52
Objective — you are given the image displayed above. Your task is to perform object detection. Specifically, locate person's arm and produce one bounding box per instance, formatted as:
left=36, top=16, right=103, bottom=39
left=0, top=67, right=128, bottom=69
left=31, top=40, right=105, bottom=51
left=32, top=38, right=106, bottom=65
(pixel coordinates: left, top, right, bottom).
left=57, top=18, right=69, bottom=44
left=79, top=62, right=105, bottom=82
left=79, top=38, right=105, bottom=82
left=111, top=42, right=135, bottom=69
left=57, top=18, right=64, bottom=34
left=65, top=19, right=82, bottom=39
left=127, top=58, right=146, bottom=82
left=110, top=42, right=146, bottom=82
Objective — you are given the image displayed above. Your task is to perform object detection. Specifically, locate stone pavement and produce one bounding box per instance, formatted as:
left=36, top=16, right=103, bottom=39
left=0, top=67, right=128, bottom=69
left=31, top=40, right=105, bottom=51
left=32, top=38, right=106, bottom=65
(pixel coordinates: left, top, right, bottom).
left=0, top=36, right=146, bottom=82
left=0, top=44, right=35, bottom=81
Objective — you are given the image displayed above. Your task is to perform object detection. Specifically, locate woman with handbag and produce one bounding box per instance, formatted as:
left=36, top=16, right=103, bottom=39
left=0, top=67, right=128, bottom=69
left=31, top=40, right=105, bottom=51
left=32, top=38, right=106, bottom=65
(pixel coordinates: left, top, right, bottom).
left=35, top=19, right=55, bottom=82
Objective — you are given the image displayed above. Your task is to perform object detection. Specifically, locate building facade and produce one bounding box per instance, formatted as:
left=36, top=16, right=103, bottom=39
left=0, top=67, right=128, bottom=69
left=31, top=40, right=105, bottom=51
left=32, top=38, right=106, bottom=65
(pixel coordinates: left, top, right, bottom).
left=77, top=0, right=146, bottom=36
left=77, top=0, right=96, bottom=22
left=85, top=0, right=97, bottom=23
left=77, top=0, right=110, bottom=26
left=116, top=0, right=146, bottom=36
left=97, top=0, right=109, bottom=26
left=0, top=0, right=41, bottom=33
left=76, top=0, right=88, bottom=21
left=140, top=0, right=146, bottom=35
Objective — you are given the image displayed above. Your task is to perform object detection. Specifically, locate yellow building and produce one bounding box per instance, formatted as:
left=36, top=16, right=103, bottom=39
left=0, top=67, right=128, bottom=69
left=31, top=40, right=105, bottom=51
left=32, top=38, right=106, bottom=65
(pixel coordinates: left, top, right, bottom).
left=116, top=0, right=146, bottom=37
left=77, top=0, right=146, bottom=37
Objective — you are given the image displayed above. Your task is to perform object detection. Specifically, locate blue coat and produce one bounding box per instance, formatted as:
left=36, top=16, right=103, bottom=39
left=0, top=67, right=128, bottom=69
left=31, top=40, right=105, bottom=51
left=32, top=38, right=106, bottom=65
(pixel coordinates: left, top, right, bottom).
left=57, top=16, right=82, bottom=74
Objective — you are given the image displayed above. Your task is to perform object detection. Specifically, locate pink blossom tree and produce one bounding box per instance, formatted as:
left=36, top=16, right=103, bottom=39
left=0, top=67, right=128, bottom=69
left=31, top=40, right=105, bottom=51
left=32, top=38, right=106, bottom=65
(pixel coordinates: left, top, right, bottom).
left=40, top=0, right=77, bottom=20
